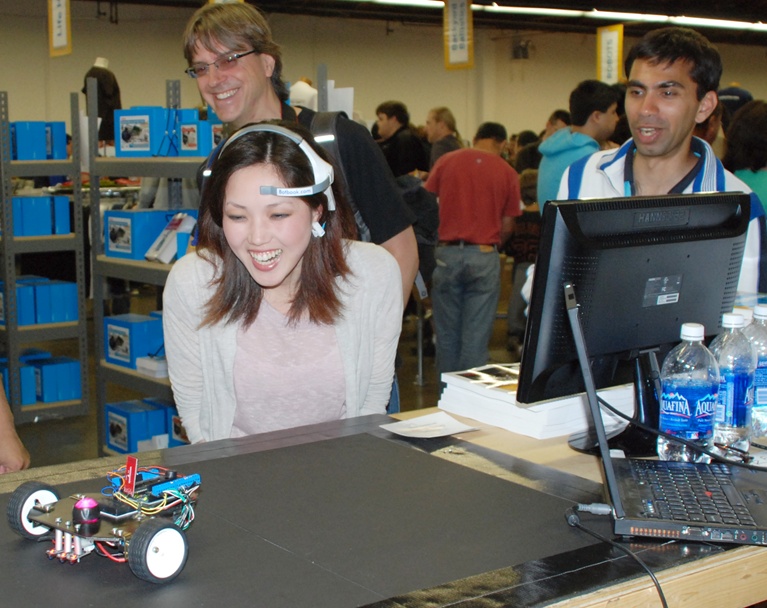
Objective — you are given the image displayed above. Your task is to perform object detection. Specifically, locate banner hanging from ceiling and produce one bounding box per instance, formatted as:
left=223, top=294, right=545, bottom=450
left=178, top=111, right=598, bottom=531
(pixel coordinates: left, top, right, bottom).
left=48, top=0, right=72, bottom=57
left=597, top=24, right=624, bottom=84
left=444, top=0, right=474, bottom=70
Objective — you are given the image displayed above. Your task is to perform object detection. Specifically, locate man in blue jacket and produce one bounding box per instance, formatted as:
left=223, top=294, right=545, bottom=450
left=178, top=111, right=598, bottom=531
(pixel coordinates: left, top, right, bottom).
left=537, top=80, right=620, bottom=210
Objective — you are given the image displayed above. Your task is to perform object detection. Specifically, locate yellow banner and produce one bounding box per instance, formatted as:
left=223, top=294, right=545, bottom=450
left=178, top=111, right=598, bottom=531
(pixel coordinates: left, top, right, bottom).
left=597, top=24, right=623, bottom=84
left=444, top=0, right=474, bottom=70
left=48, top=0, right=71, bottom=57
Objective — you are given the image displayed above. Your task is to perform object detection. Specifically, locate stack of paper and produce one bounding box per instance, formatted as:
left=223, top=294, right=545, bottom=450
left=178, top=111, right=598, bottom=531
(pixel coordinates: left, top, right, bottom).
left=438, top=363, right=635, bottom=440
left=136, top=355, right=169, bottom=378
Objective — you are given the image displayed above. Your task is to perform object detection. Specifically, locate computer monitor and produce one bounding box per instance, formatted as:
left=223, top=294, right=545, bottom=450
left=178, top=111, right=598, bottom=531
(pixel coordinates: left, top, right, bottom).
left=517, top=193, right=750, bottom=456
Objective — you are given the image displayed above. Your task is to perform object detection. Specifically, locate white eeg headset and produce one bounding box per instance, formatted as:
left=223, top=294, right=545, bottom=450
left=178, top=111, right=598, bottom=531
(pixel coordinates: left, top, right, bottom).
left=207, top=123, right=336, bottom=237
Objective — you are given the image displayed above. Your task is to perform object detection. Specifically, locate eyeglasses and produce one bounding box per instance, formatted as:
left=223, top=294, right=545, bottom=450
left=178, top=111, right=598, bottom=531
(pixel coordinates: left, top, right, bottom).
left=185, top=49, right=257, bottom=79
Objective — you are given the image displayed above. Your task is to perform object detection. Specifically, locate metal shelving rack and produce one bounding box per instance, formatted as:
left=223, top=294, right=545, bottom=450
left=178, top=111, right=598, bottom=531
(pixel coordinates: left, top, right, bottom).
left=0, top=91, right=89, bottom=423
left=87, top=79, right=203, bottom=451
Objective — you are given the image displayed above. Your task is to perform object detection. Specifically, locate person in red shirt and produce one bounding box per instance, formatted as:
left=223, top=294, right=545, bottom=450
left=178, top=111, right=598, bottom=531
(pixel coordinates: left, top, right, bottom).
left=425, top=122, right=521, bottom=379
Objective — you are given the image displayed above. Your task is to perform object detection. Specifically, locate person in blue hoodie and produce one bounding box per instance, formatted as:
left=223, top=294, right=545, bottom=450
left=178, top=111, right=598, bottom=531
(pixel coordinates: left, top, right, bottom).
left=537, top=80, right=620, bottom=211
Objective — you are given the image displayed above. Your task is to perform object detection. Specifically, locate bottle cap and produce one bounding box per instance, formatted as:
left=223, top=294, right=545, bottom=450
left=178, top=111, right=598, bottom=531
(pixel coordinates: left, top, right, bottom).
left=755, top=304, right=767, bottom=320
left=722, top=312, right=746, bottom=329
left=733, top=306, right=754, bottom=324
left=680, top=322, right=705, bottom=341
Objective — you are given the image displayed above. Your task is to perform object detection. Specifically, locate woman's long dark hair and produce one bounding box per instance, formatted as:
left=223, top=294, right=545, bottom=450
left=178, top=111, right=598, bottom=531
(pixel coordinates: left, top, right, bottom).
left=196, top=121, right=357, bottom=327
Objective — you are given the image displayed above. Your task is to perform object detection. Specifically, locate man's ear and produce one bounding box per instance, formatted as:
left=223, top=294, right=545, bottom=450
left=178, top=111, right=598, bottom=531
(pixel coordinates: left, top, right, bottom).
left=696, top=90, right=718, bottom=124
left=260, top=54, right=276, bottom=78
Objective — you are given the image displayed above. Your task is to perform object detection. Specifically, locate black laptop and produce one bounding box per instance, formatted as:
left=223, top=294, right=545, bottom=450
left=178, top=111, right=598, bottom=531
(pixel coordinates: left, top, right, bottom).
left=565, top=283, right=767, bottom=546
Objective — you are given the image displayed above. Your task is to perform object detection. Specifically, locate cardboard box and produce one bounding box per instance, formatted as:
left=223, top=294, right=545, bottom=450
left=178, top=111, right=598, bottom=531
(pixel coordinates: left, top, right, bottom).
left=52, top=195, right=71, bottom=234
left=16, top=278, right=77, bottom=324
left=0, top=282, right=36, bottom=326
left=2, top=196, right=69, bottom=238
left=19, top=348, right=53, bottom=363
left=26, top=279, right=53, bottom=324
left=144, top=397, right=189, bottom=447
left=104, top=209, right=172, bottom=259
left=145, top=211, right=198, bottom=264
left=0, top=364, right=37, bottom=406
left=49, top=281, right=78, bottom=323
left=104, top=313, right=164, bottom=369
left=45, top=121, right=68, bottom=160
left=105, top=399, right=167, bottom=453
left=30, top=357, right=80, bottom=402
left=0, top=197, right=24, bottom=237
left=39, top=357, right=83, bottom=402
left=8, top=196, right=52, bottom=237
left=55, top=358, right=82, bottom=400
left=178, top=109, right=218, bottom=157
left=11, top=121, right=47, bottom=160
left=115, top=107, right=177, bottom=157
left=211, top=121, right=224, bottom=149
left=31, top=358, right=60, bottom=402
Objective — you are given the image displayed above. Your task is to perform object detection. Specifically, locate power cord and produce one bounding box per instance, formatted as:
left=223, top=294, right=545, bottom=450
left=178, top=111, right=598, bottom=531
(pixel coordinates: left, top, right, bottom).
left=564, top=504, right=669, bottom=608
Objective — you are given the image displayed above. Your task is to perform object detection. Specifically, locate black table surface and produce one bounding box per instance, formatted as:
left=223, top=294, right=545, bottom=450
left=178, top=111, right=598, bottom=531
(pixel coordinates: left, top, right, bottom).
left=0, top=414, right=728, bottom=607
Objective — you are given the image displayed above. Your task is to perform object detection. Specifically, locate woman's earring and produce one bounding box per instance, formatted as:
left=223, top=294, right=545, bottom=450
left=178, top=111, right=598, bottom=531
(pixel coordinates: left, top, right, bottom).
left=311, top=221, right=326, bottom=238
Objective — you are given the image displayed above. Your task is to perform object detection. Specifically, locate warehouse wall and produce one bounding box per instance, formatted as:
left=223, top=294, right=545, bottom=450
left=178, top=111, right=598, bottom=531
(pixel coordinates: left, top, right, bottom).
left=1, top=1, right=766, bottom=141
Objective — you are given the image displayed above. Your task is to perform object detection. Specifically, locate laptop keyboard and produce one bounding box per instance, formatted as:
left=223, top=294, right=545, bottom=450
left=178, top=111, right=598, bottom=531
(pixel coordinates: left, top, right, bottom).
left=631, top=460, right=757, bottom=527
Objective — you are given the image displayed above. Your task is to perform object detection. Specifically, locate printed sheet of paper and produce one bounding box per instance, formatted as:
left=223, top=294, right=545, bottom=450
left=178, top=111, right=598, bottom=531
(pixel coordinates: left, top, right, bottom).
left=380, top=411, right=478, bottom=439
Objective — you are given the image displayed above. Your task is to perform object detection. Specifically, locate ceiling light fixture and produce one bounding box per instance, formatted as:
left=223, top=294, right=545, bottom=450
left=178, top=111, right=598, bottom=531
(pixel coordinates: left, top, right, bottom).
left=347, top=1, right=767, bottom=33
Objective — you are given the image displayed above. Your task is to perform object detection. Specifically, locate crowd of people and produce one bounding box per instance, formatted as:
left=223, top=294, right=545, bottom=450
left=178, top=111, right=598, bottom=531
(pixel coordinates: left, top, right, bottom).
left=2, top=3, right=766, bottom=472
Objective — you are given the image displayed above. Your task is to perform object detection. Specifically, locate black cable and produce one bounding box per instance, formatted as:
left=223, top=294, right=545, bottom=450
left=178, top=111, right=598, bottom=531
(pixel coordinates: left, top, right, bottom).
left=597, top=395, right=767, bottom=472
left=564, top=506, right=669, bottom=608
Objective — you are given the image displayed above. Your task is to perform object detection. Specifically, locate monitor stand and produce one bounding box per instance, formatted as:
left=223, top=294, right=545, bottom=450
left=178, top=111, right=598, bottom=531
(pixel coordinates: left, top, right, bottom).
left=568, top=350, right=660, bottom=457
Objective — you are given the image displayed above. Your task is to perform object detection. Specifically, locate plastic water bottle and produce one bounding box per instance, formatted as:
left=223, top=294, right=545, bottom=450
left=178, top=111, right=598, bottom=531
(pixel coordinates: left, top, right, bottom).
left=657, top=323, right=719, bottom=462
left=744, top=305, right=767, bottom=438
left=710, top=312, right=756, bottom=460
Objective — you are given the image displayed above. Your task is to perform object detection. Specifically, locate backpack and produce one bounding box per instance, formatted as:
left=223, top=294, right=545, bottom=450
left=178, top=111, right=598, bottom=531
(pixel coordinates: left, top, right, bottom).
left=309, top=111, right=372, bottom=242
left=311, top=112, right=432, bottom=298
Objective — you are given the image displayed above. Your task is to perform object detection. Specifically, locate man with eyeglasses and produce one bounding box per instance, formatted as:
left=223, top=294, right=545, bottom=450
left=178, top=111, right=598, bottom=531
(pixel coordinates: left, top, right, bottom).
left=182, top=3, right=418, bottom=305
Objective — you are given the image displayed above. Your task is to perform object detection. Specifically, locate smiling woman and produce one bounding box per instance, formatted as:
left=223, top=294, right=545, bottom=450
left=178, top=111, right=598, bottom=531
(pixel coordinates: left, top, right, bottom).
left=162, top=122, right=404, bottom=443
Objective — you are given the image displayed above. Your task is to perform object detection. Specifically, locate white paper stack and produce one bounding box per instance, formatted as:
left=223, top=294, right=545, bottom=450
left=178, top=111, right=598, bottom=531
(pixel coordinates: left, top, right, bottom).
left=136, top=356, right=169, bottom=378
left=438, top=363, right=635, bottom=440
